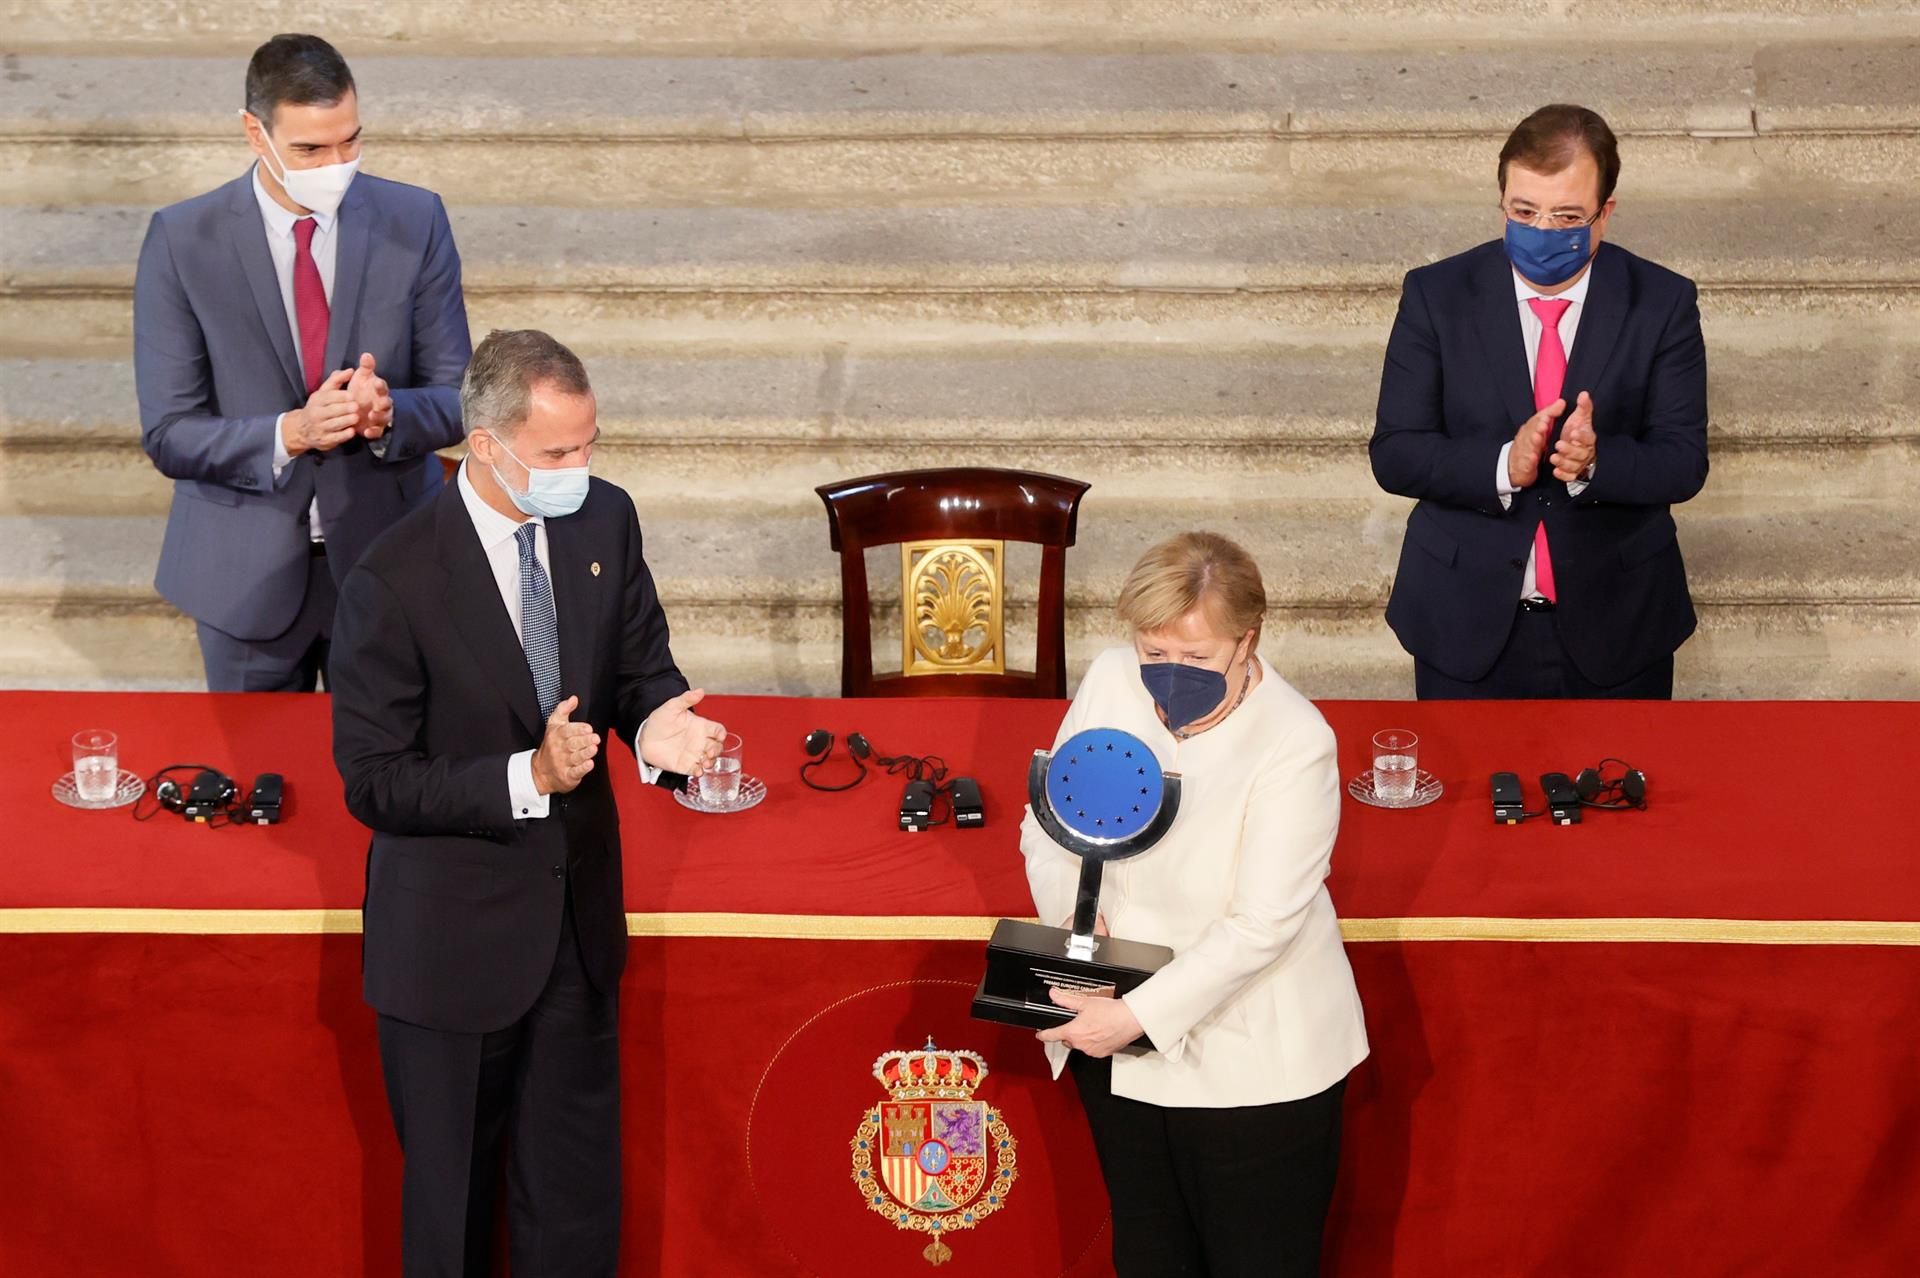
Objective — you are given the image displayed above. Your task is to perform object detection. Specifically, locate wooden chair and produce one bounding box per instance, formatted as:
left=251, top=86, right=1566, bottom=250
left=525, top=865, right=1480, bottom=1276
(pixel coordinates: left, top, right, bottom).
left=815, top=467, right=1091, bottom=698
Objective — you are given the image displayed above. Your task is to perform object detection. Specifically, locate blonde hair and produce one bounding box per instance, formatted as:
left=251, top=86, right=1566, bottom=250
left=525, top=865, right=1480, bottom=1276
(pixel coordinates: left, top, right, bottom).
left=1116, top=532, right=1266, bottom=642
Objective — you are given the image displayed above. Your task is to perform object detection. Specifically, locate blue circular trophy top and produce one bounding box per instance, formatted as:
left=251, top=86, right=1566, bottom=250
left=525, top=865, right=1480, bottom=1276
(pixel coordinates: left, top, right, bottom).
left=1043, top=728, right=1164, bottom=848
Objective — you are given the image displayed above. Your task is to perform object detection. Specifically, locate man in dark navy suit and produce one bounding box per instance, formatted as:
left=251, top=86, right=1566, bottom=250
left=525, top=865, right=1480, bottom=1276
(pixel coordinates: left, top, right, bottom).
left=1371, top=104, right=1709, bottom=699
left=331, top=330, right=725, bottom=1276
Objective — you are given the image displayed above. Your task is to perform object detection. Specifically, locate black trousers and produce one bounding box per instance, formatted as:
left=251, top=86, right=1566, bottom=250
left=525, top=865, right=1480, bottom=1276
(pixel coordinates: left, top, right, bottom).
left=1068, top=1053, right=1346, bottom=1278
left=1414, top=604, right=1675, bottom=700
left=376, top=896, right=621, bottom=1278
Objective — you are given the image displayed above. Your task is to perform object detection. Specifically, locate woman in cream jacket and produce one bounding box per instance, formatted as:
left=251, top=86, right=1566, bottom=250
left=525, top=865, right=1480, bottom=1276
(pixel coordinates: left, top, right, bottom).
left=1022, top=531, right=1368, bottom=1277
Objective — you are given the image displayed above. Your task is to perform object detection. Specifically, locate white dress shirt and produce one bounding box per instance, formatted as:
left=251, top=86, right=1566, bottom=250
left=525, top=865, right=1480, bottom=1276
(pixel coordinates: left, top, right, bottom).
left=456, top=459, right=554, bottom=821
left=255, top=163, right=336, bottom=541
left=1020, top=647, right=1370, bottom=1108
left=455, top=460, right=662, bottom=819
left=1496, top=265, right=1594, bottom=599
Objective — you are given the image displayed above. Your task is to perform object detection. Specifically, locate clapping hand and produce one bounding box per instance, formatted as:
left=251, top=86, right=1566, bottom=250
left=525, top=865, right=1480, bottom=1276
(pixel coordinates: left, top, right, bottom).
left=347, top=352, right=394, bottom=439
left=532, top=695, right=599, bottom=795
left=1550, top=391, right=1597, bottom=482
left=1506, top=398, right=1564, bottom=489
left=281, top=365, right=361, bottom=457
left=638, top=688, right=726, bottom=777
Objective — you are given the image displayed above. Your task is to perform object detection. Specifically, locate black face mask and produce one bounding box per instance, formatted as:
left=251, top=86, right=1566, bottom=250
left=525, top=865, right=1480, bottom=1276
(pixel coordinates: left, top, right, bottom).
left=1139, top=661, right=1229, bottom=732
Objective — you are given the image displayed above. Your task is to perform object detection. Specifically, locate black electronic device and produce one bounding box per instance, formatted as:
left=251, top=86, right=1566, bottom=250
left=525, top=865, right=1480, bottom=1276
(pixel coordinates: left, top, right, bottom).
left=247, top=773, right=285, bottom=825
left=1540, top=771, right=1582, bottom=825
left=1491, top=771, right=1527, bottom=824
left=899, top=778, right=936, bottom=832
left=182, top=768, right=240, bottom=822
left=950, top=776, right=984, bottom=828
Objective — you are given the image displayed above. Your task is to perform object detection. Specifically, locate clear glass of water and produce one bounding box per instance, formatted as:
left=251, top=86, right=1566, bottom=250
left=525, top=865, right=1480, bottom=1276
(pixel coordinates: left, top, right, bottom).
left=73, top=729, right=119, bottom=802
left=1372, top=729, right=1419, bottom=803
left=696, top=732, right=744, bottom=807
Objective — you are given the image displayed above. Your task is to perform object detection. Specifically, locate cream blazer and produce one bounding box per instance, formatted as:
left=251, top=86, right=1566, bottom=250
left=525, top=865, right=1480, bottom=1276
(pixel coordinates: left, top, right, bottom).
left=1019, top=646, right=1369, bottom=1108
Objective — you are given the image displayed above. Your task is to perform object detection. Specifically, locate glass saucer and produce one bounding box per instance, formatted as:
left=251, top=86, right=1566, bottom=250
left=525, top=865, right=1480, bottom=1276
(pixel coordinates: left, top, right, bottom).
left=52, top=769, right=146, bottom=811
left=672, top=773, right=767, bottom=815
left=1348, top=769, right=1442, bottom=810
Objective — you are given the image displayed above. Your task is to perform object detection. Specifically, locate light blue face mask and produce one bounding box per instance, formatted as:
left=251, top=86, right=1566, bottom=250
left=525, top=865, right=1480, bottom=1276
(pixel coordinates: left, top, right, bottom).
left=1504, top=217, right=1595, bottom=289
left=490, top=435, right=590, bottom=519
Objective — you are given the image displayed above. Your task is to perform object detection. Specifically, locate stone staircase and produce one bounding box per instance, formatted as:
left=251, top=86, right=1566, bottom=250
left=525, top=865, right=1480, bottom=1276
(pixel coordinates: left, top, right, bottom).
left=3, top=2, right=1917, bottom=696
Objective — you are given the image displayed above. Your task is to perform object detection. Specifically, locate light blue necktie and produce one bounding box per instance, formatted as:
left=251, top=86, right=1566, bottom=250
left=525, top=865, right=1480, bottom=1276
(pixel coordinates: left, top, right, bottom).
left=515, top=523, right=562, bottom=719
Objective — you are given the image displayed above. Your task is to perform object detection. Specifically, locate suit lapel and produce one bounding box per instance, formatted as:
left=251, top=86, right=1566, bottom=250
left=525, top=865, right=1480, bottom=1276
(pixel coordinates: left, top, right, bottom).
left=434, top=484, right=545, bottom=741
left=1469, top=245, right=1540, bottom=433
left=543, top=512, right=602, bottom=717
left=324, top=180, right=372, bottom=376
left=227, top=172, right=305, bottom=400
left=1560, top=243, right=1628, bottom=402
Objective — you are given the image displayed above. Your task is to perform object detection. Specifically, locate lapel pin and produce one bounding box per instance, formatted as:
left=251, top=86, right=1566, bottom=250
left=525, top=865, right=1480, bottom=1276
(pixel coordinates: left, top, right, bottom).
left=590, top=562, right=601, bottom=577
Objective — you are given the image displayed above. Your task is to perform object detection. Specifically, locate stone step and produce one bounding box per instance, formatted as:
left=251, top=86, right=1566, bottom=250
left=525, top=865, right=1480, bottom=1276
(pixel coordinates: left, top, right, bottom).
left=6, top=498, right=1912, bottom=617
left=8, top=0, right=1919, bottom=53
left=4, top=45, right=1915, bottom=206
left=5, top=322, right=1914, bottom=513
left=4, top=194, right=1916, bottom=310
left=2, top=507, right=1913, bottom=698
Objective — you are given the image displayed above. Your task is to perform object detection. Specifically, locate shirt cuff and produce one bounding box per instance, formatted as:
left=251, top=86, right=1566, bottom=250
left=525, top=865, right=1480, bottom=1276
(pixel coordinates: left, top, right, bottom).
left=1496, top=441, right=1516, bottom=509
left=1567, top=460, right=1594, bottom=496
left=508, top=750, right=550, bottom=820
left=639, top=760, right=663, bottom=786
left=271, top=413, right=292, bottom=482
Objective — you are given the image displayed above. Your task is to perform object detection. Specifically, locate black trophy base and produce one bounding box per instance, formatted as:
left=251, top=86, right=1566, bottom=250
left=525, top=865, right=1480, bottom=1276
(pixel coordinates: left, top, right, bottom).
left=971, top=918, right=1174, bottom=1050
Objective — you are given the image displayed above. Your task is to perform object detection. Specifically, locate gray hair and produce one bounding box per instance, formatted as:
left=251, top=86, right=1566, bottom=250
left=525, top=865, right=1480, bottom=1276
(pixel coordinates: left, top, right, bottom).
left=461, top=329, right=593, bottom=439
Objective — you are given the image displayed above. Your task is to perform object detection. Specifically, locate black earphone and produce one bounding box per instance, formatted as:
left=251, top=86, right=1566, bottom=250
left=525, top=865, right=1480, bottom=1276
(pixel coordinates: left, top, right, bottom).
left=1574, top=758, right=1649, bottom=811
left=800, top=729, right=874, bottom=791
left=138, top=764, right=243, bottom=824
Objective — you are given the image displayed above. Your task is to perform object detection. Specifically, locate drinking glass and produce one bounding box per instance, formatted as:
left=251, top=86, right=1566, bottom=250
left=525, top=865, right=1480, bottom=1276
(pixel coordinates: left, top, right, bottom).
left=1371, top=729, right=1419, bottom=803
left=697, top=733, right=744, bottom=807
left=73, top=729, right=119, bottom=803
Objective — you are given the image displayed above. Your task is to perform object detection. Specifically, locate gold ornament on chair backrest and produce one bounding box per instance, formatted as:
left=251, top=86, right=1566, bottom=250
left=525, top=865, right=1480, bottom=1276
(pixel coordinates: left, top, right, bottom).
left=901, top=541, right=1005, bottom=677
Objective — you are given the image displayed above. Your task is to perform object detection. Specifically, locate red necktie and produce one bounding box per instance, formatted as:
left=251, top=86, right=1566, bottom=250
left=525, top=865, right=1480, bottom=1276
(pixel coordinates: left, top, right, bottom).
left=292, top=217, right=329, bottom=395
left=1527, top=296, right=1573, bottom=604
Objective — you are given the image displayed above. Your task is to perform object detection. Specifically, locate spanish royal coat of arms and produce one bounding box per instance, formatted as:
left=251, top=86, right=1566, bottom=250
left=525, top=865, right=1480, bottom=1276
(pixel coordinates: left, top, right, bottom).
left=849, top=1039, right=1018, bottom=1266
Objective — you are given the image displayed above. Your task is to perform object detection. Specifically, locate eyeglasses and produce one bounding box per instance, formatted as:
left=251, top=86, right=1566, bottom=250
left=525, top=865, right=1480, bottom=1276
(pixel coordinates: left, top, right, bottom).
left=1501, top=201, right=1602, bottom=231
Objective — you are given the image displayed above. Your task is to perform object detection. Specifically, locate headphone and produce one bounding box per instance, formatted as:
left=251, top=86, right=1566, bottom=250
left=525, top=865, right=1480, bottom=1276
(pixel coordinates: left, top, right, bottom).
left=138, top=764, right=240, bottom=824
left=1574, top=758, right=1649, bottom=811
left=801, top=730, right=874, bottom=791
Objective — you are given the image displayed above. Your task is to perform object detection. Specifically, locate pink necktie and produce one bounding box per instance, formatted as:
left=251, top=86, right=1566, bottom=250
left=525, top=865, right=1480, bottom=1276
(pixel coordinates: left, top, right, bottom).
left=292, top=217, right=329, bottom=395
left=1527, top=296, right=1573, bottom=604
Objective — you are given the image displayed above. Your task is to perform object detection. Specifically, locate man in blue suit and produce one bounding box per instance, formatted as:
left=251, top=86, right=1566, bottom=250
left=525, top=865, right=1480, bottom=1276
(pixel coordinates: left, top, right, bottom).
left=135, top=33, right=471, bottom=691
left=1371, top=104, right=1709, bottom=699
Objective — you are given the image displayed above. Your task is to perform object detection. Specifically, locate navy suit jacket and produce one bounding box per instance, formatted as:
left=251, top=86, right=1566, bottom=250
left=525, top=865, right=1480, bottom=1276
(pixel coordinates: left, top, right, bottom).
left=1370, top=241, right=1709, bottom=686
left=330, top=477, right=690, bottom=1032
left=134, top=169, right=472, bottom=640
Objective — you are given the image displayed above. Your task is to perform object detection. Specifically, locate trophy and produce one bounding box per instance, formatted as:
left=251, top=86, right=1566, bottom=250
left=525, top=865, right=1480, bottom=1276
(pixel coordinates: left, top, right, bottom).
left=971, top=727, right=1182, bottom=1049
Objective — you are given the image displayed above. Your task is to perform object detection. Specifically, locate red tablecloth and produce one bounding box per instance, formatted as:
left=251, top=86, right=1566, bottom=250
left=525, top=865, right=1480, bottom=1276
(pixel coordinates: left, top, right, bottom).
left=8, top=691, right=1918, bottom=924
left=3, top=692, right=1917, bottom=1277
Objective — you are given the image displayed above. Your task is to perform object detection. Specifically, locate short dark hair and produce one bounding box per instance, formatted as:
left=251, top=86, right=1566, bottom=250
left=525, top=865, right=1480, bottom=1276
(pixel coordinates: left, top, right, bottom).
left=244, top=34, right=356, bottom=130
left=462, top=330, right=594, bottom=439
left=1498, top=104, right=1621, bottom=207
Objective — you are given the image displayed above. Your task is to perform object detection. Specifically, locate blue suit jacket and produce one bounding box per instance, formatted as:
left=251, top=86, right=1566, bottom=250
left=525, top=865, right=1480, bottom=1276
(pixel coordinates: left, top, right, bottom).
left=1370, top=241, right=1709, bottom=686
left=134, top=169, right=472, bottom=640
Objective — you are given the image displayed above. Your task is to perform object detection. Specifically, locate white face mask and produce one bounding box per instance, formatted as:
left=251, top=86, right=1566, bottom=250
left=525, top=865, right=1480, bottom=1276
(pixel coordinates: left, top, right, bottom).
left=248, top=113, right=359, bottom=218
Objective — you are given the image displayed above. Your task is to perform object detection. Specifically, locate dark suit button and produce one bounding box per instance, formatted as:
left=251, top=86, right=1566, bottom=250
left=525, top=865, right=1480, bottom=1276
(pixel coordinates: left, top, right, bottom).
left=1509, top=558, right=1525, bottom=570
left=552, top=865, right=564, bottom=878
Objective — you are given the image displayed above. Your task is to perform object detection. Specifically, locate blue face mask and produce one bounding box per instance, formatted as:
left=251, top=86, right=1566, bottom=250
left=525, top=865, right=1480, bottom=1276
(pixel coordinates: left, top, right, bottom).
left=1504, top=217, right=1594, bottom=289
left=1139, top=661, right=1229, bottom=734
left=490, top=435, right=590, bottom=519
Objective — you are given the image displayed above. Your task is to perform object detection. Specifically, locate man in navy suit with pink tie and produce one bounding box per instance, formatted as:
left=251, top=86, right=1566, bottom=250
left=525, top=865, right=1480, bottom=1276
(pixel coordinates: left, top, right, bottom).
left=1371, top=104, right=1709, bottom=699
